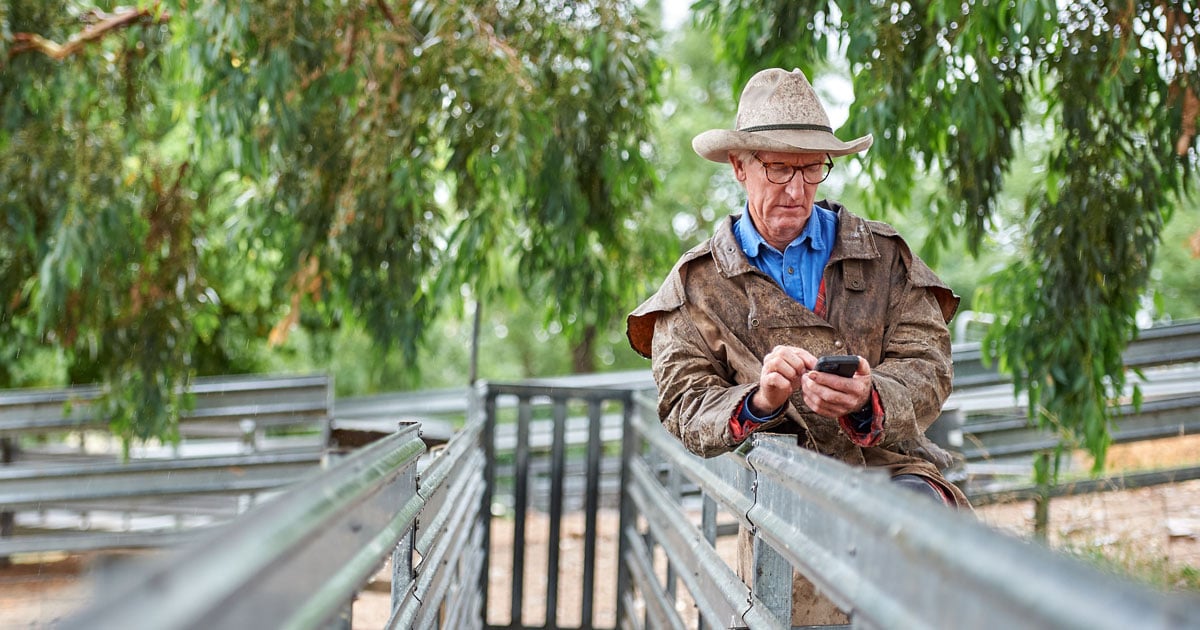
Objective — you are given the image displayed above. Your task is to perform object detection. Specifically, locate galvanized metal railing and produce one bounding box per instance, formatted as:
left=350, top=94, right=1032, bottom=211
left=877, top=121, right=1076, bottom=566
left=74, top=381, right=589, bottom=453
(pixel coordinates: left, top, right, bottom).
left=0, top=372, right=333, bottom=442
left=41, top=357, right=1200, bottom=629
left=0, top=373, right=336, bottom=559
left=616, top=391, right=1200, bottom=630
left=0, top=449, right=321, bottom=556
left=60, top=417, right=488, bottom=630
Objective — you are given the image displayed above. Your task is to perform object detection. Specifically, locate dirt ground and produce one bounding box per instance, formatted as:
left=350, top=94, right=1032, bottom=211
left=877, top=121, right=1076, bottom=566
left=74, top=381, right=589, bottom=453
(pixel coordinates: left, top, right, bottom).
left=4, top=437, right=1199, bottom=628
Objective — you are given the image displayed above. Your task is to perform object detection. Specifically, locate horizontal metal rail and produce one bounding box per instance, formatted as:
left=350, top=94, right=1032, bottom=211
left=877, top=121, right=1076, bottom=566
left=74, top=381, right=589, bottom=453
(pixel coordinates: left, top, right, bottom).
left=742, top=433, right=1200, bottom=629
left=969, top=464, right=1200, bottom=506
left=333, top=369, right=655, bottom=422
left=390, top=417, right=488, bottom=629
left=62, top=424, right=428, bottom=630
left=962, top=393, right=1200, bottom=462
left=949, top=319, right=1200, bottom=388
left=618, top=393, right=1200, bottom=629
left=949, top=362, right=1200, bottom=420
left=0, top=529, right=204, bottom=556
left=0, top=450, right=322, bottom=508
left=0, top=372, right=331, bottom=435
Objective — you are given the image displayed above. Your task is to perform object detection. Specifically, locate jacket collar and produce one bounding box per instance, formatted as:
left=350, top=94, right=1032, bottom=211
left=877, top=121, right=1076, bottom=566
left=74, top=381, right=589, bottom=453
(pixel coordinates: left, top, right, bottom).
left=712, top=200, right=879, bottom=277
left=826, top=200, right=880, bottom=263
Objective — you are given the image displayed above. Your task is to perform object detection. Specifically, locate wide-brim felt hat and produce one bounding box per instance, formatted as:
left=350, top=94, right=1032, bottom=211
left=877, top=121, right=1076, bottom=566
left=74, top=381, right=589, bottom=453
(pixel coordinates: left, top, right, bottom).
left=692, top=67, right=873, bottom=162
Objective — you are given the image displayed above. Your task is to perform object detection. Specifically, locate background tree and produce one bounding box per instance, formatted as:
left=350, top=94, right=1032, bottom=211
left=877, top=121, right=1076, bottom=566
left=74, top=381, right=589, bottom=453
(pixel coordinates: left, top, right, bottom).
left=0, top=0, right=662, bottom=447
left=692, top=0, right=1199, bottom=480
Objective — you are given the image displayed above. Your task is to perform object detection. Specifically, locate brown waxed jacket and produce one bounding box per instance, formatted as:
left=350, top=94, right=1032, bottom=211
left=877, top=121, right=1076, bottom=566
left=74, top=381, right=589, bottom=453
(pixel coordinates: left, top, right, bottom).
left=627, top=202, right=969, bottom=506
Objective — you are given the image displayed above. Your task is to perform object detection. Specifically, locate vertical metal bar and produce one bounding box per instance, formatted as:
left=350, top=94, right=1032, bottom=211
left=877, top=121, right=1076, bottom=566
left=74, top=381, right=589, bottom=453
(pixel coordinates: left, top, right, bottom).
left=698, top=493, right=718, bottom=630
left=511, top=395, right=533, bottom=625
left=665, top=464, right=680, bottom=602
left=319, top=376, right=334, bottom=452
left=641, top=429, right=661, bottom=630
left=468, top=299, right=482, bottom=385
left=0, top=437, right=13, bottom=568
left=391, top=529, right=415, bottom=616
left=581, top=397, right=604, bottom=627
left=751, top=451, right=793, bottom=625
left=751, top=535, right=793, bottom=622
left=701, top=494, right=717, bottom=545
left=479, top=386, right=496, bottom=626
left=614, top=392, right=636, bottom=627
left=546, top=397, right=568, bottom=627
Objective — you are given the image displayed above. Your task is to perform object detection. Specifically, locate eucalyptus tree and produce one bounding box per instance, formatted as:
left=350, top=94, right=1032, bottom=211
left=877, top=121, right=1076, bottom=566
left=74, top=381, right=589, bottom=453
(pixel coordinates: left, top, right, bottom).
left=694, top=0, right=1199, bottom=479
left=0, top=0, right=661, bottom=447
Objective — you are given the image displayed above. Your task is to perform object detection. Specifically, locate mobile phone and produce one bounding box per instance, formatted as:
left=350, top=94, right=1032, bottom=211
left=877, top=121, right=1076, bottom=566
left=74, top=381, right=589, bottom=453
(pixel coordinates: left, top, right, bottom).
left=815, top=355, right=859, bottom=378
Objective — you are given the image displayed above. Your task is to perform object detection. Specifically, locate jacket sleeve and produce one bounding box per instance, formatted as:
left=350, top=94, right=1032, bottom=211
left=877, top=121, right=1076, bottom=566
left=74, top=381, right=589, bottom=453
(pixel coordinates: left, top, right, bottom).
left=870, top=264, right=955, bottom=449
left=650, top=304, right=782, bottom=458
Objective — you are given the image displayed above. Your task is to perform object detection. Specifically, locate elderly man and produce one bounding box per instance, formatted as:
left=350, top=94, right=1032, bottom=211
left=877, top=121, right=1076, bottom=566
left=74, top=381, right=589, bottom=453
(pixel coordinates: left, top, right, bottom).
left=626, top=67, right=969, bottom=624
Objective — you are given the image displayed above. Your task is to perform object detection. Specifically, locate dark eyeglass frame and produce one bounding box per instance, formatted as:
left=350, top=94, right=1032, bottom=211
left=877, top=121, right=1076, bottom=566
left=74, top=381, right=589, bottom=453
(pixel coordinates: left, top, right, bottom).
left=751, top=153, right=835, bottom=185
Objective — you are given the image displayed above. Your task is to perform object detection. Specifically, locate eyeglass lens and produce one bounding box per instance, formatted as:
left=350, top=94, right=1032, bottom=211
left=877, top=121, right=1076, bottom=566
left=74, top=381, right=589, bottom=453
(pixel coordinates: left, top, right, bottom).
left=758, top=156, right=832, bottom=185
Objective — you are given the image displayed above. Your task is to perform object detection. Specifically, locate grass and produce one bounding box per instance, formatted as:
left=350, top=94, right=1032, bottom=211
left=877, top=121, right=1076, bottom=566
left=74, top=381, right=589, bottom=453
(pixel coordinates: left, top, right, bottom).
left=1061, top=538, right=1200, bottom=592
left=1056, top=434, right=1200, bottom=593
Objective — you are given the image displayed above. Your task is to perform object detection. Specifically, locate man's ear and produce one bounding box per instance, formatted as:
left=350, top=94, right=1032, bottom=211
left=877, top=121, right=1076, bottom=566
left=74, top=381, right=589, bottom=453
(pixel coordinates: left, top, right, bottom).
left=729, top=153, right=746, bottom=182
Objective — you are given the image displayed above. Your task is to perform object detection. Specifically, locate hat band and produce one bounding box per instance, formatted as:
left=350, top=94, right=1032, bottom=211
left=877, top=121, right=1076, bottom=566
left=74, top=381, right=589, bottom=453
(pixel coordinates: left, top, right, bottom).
left=740, top=123, right=833, bottom=134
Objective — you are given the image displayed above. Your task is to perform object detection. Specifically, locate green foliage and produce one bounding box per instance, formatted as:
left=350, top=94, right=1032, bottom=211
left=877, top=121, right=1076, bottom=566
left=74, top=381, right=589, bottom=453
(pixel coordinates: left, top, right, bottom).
left=1147, top=203, right=1200, bottom=321
left=1, top=0, right=663, bottom=447
left=693, top=1, right=1200, bottom=481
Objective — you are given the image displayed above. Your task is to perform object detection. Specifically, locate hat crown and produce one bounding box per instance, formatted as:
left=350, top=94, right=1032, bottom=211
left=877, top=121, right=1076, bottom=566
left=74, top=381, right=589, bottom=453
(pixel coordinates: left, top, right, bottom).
left=735, top=68, right=832, bottom=132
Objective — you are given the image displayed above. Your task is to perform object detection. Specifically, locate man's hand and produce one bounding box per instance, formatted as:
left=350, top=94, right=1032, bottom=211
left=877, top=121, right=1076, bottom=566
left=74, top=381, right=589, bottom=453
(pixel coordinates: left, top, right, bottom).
left=803, top=355, right=872, bottom=418
left=751, top=347, right=874, bottom=419
left=748, top=345, right=815, bottom=416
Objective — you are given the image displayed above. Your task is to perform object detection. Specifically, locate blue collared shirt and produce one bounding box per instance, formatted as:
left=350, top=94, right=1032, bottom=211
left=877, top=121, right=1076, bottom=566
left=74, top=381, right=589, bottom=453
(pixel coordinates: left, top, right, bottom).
left=733, top=203, right=838, bottom=311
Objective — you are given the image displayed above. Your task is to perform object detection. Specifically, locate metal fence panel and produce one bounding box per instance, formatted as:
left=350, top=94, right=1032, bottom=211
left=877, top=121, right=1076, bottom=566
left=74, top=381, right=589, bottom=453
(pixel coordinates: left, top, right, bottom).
left=625, top=457, right=780, bottom=630
left=618, top=388, right=1200, bottom=630
left=0, top=451, right=320, bottom=508
left=0, top=373, right=331, bottom=435
left=60, top=425, right=426, bottom=630
left=745, top=434, right=1200, bottom=630
left=620, top=525, right=687, bottom=630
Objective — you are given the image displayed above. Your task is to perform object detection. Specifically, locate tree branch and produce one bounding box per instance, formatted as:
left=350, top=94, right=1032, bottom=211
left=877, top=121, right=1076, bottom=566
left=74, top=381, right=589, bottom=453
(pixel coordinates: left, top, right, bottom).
left=1178, top=87, right=1198, bottom=157
left=374, top=0, right=402, bottom=29
left=8, top=4, right=170, bottom=61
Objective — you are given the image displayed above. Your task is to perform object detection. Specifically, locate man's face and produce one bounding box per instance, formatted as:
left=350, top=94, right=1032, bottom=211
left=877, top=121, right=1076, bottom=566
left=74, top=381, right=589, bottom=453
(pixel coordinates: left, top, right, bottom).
left=730, top=150, right=825, bottom=251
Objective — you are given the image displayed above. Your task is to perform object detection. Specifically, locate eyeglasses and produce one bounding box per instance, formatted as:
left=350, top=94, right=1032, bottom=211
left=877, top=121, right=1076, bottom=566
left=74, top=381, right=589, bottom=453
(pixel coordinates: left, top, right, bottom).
left=751, top=153, right=834, bottom=185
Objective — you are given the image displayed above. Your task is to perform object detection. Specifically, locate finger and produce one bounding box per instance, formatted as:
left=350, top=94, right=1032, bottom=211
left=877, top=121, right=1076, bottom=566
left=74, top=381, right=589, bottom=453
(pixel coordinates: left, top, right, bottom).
left=796, top=347, right=819, bottom=370
left=763, top=356, right=805, bottom=385
left=855, top=356, right=871, bottom=377
left=802, top=373, right=862, bottom=416
left=761, top=370, right=793, bottom=392
left=766, top=346, right=807, bottom=370
left=761, top=369, right=803, bottom=405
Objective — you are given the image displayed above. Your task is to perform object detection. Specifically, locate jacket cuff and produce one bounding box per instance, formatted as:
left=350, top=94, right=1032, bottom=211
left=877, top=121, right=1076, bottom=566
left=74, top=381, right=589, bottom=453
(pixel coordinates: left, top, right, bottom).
left=838, top=388, right=885, bottom=447
left=729, top=387, right=781, bottom=442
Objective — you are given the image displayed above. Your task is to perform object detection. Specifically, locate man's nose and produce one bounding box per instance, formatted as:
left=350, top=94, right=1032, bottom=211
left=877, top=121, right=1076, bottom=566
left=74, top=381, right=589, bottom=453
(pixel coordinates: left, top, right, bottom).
left=785, top=174, right=809, bottom=198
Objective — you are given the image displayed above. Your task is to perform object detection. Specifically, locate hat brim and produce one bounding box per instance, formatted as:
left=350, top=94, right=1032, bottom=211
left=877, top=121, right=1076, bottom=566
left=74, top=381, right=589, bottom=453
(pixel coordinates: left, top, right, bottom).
left=692, top=128, right=873, bottom=163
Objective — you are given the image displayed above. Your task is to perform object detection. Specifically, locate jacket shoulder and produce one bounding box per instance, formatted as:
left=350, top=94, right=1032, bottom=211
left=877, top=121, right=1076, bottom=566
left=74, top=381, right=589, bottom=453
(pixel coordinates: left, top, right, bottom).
left=626, top=241, right=713, bottom=358
left=861, top=217, right=960, bottom=323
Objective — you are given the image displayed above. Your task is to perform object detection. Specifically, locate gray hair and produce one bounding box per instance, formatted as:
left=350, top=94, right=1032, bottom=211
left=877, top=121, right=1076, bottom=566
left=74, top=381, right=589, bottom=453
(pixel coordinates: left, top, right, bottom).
left=730, top=150, right=754, bottom=166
